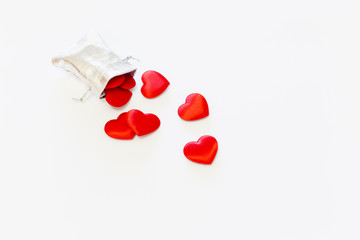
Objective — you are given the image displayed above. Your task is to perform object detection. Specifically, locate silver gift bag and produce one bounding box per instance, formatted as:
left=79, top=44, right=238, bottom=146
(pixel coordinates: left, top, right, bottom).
left=52, top=32, right=137, bottom=99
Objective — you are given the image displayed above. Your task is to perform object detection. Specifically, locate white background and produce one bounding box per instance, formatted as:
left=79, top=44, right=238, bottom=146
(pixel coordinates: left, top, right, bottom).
left=1, top=0, right=360, bottom=239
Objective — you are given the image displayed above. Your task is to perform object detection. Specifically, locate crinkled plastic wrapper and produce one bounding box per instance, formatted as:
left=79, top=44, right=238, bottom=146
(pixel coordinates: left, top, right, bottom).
left=52, top=32, right=137, bottom=98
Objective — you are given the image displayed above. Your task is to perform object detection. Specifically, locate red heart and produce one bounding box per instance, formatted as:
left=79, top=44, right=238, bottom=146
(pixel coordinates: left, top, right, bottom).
left=178, top=93, right=209, bottom=121
left=120, top=74, right=136, bottom=89
left=127, top=109, right=160, bottom=136
left=105, top=75, right=126, bottom=89
left=105, top=88, right=132, bottom=107
left=141, top=70, right=170, bottom=98
left=104, top=112, right=135, bottom=139
left=183, top=135, right=218, bottom=164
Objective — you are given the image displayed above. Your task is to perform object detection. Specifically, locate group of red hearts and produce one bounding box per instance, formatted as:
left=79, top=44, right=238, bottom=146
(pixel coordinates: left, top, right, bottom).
left=103, top=70, right=218, bottom=165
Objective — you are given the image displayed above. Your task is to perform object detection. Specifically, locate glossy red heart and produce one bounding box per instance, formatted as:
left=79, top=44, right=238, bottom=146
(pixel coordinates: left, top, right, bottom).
left=104, top=112, right=135, bottom=139
left=183, top=135, right=218, bottom=164
left=141, top=70, right=170, bottom=98
left=104, top=88, right=132, bottom=107
left=178, top=93, right=209, bottom=121
left=127, top=109, right=160, bottom=136
left=105, top=75, right=126, bottom=89
left=120, top=74, right=136, bottom=89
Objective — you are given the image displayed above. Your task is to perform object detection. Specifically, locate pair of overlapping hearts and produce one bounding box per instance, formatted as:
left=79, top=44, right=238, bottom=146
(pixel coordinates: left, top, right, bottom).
left=104, top=70, right=218, bottom=165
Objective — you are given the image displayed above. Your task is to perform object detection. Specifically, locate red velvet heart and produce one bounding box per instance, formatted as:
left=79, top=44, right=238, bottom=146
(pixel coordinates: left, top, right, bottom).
left=141, top=70, right=170, bottom=98
left=178, top=93, right=209, bottom=121
left=105, top=88, right=132, bottom=107
left=183, top=135, right=218, bottom=164
left=120, top=74, right=136, bottom=89
left=105, top=75, right=126, bottom=89
left=104, top=112, right=135, bottom=140
left=127, top=109, right=160, bottom=136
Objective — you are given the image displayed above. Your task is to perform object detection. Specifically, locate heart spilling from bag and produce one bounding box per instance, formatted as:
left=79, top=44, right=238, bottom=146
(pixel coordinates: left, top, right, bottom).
left=104, top=73, right=137, bottom=107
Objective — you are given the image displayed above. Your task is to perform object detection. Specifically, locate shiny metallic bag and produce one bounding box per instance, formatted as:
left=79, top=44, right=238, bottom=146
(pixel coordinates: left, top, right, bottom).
left=52, top=32, right=137, bottom=99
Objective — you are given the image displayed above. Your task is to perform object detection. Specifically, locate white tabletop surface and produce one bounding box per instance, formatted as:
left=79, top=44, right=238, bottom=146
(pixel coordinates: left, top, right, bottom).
left=1, top=0, right=360, bottom=239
